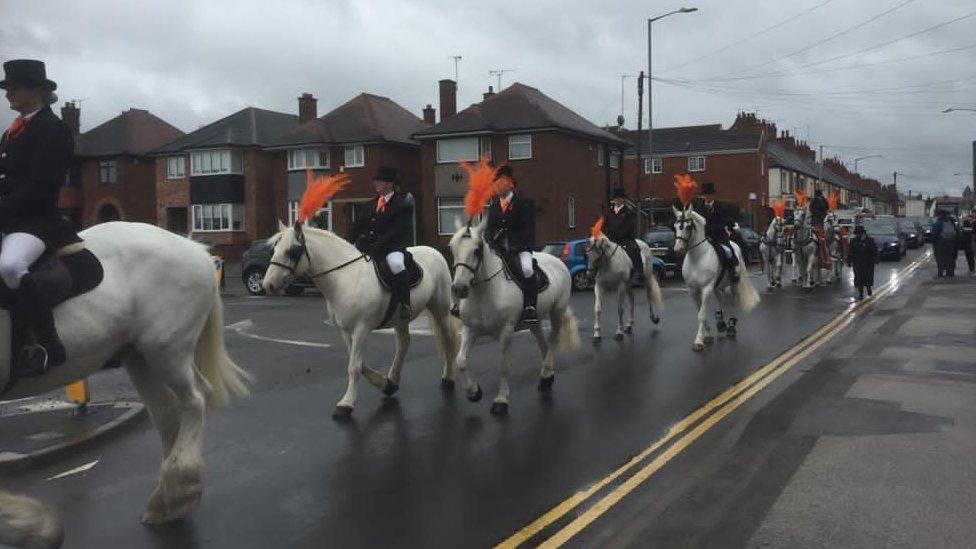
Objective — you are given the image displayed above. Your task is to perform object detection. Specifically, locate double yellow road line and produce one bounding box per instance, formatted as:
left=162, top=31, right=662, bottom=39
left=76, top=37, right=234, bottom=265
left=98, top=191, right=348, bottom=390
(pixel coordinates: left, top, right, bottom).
left=498, top=252, right=931, bottom=548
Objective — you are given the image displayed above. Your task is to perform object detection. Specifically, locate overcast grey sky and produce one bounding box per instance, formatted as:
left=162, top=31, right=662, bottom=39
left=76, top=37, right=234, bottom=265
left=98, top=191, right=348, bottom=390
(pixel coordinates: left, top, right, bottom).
left=3, top=0, right=974, bottom=196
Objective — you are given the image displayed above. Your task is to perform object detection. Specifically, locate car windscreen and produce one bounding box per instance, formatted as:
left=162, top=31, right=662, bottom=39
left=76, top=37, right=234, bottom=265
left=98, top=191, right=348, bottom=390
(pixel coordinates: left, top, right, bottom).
left=862, top=222, right=895, bottom=236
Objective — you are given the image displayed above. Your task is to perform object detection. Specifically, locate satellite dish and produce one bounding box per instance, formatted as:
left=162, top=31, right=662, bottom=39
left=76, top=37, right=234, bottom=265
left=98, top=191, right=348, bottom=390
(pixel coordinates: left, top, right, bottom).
left=616, top=115, right=625, bottom=127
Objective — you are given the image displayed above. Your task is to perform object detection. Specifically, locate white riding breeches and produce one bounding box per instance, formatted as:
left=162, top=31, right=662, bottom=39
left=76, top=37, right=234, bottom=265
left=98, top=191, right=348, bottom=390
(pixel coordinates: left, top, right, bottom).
left=386, top=251, right=406, bottom=275
left=0, top=232, right=46, bottom=289
left=518, top=251, right=533, bottom=279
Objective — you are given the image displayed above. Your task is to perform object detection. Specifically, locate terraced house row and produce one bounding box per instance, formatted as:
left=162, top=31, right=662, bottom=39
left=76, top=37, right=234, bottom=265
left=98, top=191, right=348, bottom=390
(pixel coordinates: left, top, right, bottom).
left=55, top=83, right=899, bottom=259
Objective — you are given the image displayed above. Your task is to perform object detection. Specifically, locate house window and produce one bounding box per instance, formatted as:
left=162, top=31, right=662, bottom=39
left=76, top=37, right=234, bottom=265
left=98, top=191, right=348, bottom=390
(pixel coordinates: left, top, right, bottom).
left=99, top=160, right=117, bottom=184
left=287, top=201, right=299, bottom=226
left=437, top=197, right=465, bottom=235
left=597, top=147, right=604, bottom=166
left=288, top=148, right=329, bottom=171
left=289, top=200, right=332, bottom=230
left=644, top=157, right=662, bottom=174
left=609, top=151, right=620, bottom=169
left=343, top=145, right=365, bottom=168
left=436, top=137, right=484, bottom=163
left=508, top=134, right=532, bottom=160
left=191, top=203, right=244, bottom=232
left=166, top=156, right=186, bottom=180
left=779, top=171, right=788, bottom=194
left=190, top=150, right=242, bottom=176
left=567, top=196, right=577, bottom=229
left=688, top=156, right=706, bottom=172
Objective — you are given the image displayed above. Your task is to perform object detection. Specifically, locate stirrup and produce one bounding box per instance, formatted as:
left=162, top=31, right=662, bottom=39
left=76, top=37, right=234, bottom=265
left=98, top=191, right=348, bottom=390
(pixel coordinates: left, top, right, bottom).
left=15, top=344, right=50, bottom=378
left=520, top=306, right=539, bottom=324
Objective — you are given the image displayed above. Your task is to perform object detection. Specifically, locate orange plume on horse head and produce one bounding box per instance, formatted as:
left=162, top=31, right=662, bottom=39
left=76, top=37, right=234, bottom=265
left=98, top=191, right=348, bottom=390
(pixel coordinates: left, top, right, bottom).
left=827, top=192, right=840, bottom=212
left=460, top=155, right=503, bottom=218
left=794, top=189, right=808, bottom=208
left=299, top=168, right=350, bottom=223
left=770, top=198, right=787, bottom=219
left=673, top=173, right=699, bottom=207
left=590, top=216, right=604, bottom=239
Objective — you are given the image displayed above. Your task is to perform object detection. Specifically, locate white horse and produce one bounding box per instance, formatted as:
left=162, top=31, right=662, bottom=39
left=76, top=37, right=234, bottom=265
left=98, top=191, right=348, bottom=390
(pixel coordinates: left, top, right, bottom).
left=262, top=222, right=459, bottom=419
left=672, top=205, right=760, bottom=351
left=824, top=212, right=844, bottom=283
left=0, top=222, right=251, bottom=547
left=759, top=216, right=786, bottom=290
left=584, top=234, right=662, bottom=344
left=793, top=207, right=821, bottom=291
left=448, top=221, right=579, bottom=415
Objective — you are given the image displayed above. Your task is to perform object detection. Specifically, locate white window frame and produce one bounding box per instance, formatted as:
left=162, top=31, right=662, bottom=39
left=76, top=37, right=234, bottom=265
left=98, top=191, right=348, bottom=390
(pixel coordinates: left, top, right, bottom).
left=436, top=197, right=466, bottom=235
left=436, top=137, right=484, bottom=164
left=644, top=157, right=662, bottom=174
left=99, top=160, right=117, bottom=184
left=343, top=145, right=365, bottom=168
left=166, top=156, right=186, bottom=180
left=688, top=156, right=706, bottom=172
left=609, top=150, right=620, bottom=169
left=189, top=149, right=242, bottom=176
left=597, top=147, right=604, bottom=166
left=191, top=203, right=245, bottom=232
left=508, top=134, right=532, bottom=160
left=287, top=148, right=330, bottom=171
left=567, top=196, right=577, bottom=229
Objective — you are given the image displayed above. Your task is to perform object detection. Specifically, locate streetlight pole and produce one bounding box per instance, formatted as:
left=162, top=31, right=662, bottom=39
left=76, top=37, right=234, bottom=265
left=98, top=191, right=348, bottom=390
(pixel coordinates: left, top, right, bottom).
left=853, top=154, right=881, bottom=208
left=647, top=6, right=697, bottom=225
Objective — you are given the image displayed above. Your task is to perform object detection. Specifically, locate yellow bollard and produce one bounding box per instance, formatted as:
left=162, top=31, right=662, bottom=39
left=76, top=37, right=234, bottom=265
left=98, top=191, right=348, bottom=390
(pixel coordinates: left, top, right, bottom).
left=65, top=380, right=90, bottom=406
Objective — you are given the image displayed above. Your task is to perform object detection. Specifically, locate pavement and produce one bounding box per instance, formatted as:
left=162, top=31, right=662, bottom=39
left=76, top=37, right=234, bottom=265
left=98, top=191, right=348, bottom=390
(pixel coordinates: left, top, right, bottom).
left=2, top=247, right=969, bottom=548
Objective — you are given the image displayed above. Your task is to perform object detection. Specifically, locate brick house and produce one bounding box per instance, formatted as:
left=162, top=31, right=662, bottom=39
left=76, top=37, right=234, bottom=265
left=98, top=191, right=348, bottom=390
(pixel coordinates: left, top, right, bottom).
left=150, top=107, right=299, bottom=259
left=58, top=102, right=183, bottom=228
left=766, top=134, right=857, bottom=214
left=413, top=81, right=630, bottom=248
left=618, top=115, right=768, bottom=229
left=264, top=92, right=429, bottom=239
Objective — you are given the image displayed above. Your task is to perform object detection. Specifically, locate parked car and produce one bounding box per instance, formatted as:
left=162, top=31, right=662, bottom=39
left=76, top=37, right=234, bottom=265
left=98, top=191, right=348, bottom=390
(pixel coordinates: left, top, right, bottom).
left=896, top=218, right=922, bottom=248
left=241, top=239, right=315, bottom=296
left=735, top=227, right=761, bottom=264
left=861, top=217, right=906, bottom=257
left=543, top=238, right=665, bottom=291
left=861, top=220, right=905, bottom=261
left=642, top=226, right=681, bottom=273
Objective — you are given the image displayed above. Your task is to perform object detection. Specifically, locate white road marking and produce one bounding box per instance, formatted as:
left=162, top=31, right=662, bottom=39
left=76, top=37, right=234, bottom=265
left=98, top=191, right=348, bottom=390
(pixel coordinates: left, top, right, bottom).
left=225, top=320, right=332, bottom=348
left=45, top=460, right=99, bottom=481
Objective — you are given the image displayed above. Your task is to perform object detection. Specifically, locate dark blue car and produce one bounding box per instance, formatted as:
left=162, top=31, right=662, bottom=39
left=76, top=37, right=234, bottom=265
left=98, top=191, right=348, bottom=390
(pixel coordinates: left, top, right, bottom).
left=542, top=238, right=665, bottom=291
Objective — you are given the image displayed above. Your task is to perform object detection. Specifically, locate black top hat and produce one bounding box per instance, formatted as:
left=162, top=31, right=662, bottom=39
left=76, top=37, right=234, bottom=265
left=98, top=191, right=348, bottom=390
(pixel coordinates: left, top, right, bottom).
left=700, top=182, right=716, bottom=196
left=494, top=165, right=514, bottom=181
left=611, top=187, right=628, bottom=199
left=372, top=166, right=398, bottom=183
left=0, top=60, right=57, bottom=91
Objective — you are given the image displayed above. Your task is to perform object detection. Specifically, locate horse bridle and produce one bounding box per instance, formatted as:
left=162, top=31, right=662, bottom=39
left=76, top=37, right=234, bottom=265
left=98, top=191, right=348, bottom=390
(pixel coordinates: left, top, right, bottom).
left=674, top=215, right=707, bottom=253
left=454, top=232, right=505, bottom=287
left=761, top=221, right=784, bottom=249
left=269, top=227, right=367, bottom=280
left=586, top=238, right=620, bottom=271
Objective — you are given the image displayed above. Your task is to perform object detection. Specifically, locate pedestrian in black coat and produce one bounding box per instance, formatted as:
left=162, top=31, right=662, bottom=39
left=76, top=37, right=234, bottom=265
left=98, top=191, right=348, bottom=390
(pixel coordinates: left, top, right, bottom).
left=485, top=165, right=538, bottom=323
left=847, top=225, right=876, bottom=300
left=604, top=187, right=644, bottom=282
left=959, top=215, right=974, bottom=275
left=0, top=59, right=78, bottom=374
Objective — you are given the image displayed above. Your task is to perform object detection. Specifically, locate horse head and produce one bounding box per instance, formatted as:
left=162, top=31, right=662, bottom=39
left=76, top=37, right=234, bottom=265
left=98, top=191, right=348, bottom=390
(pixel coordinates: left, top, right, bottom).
left=672, top=204, right=701, bottom=255
left=263, top=220, right=310, bottom=295
left=766, top=216, right=784, bottom=244
left=584, top=233, right=610, bottom=275
left=449, top=218, right=485, bottom=299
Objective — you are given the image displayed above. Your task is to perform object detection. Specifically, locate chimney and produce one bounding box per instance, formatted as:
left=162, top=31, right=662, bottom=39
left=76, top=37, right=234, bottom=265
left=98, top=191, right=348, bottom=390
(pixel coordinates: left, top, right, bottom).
left=438, top=79, right=457, bottom=122
left=422, top=104, right=436, bottom=125
left=61, top=101, right=80, bottom=135
left=298, top=92, right=317, bottom=124
left=483, top=85, right=495, bottom=101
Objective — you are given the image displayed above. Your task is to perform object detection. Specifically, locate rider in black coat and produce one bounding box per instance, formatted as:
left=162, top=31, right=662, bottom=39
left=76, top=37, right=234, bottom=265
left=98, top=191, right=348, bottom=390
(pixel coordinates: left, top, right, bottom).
left=0, top=60, right=78, bottom=374
left=695, top=183, right=740, bottom=283
left=352, top=166, right=414, bottom=319
left=604, top=187, right=644, bottom=283
left=485, top=165, right=538, bottom=323
left=809, top=189, right=829, bottom=227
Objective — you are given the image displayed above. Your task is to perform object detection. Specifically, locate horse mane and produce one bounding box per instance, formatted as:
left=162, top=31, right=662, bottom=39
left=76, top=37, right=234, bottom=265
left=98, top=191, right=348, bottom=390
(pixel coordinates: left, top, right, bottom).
left=448, top=218, right=486, bottom=251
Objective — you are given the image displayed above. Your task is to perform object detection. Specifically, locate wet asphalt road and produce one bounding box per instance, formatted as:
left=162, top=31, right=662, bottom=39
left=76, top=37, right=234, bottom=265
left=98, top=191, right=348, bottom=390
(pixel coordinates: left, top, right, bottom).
left=1, top=251, right=925, bottom=548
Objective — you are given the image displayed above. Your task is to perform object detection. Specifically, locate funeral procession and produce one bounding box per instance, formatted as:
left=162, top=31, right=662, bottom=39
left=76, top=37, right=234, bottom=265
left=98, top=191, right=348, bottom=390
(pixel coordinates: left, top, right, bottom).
left=4, top=1, right=976, bottom=547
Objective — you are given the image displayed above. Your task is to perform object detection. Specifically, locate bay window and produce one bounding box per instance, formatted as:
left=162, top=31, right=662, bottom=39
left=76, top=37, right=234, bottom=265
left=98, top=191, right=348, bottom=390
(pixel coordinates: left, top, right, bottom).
left=190, top=150, right=243, bottom=176
left=191, top=203, right=244, bottom=232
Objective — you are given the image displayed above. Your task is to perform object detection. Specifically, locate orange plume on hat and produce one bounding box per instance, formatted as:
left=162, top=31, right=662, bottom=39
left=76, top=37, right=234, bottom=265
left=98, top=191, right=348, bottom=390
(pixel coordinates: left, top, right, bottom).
left=673, top=173, right=699, bottom=207
left=794, top=189, right=808, bottom=207
left=590, top=216, right=604, bottom=239
left=299, top=169, right=350, bottom=222
left=827, top=192, right=840, bottom=211
left=770, top=198, right=787, bottom=219
left=460, top=156, right=502, bottom=218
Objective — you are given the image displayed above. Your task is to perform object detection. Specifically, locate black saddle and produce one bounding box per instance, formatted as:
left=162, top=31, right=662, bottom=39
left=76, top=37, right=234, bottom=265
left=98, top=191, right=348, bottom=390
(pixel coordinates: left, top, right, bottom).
left=371, top=250, right=423, bottom=291
left=500, top=255, right=551, bottom=293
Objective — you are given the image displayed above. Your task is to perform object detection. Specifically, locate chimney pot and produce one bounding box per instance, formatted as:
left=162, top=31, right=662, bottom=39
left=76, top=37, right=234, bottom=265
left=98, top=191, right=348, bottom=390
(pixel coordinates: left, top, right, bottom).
left=61, top=101, right=80, bottom=135
left=298, top=92, right=318, bottom=124
left=438, top=79, right=457, bottom=122
left=483, top=85, right=495, bottom=101
left=422, top=104, right=436, bottom=125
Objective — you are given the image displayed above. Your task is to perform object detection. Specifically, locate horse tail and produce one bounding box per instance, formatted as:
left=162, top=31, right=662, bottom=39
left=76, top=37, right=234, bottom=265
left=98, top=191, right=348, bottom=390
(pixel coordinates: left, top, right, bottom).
left=735, top=253, right=761, bottom=313
left=647, top=269, right=664, bottom=314
left=194, top=289, right=252, bottom=408
left=556, top=305, right=580, bottom=351
left=0, top=489, right=64, bottom=549
left=429, top=310, right=461, bottom=363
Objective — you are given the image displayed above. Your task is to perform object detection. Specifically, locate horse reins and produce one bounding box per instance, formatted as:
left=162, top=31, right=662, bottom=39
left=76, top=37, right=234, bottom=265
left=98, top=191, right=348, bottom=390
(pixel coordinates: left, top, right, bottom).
left=270, top=236, right=367, bottom=280
left=454, top=239, right=505, bottom=287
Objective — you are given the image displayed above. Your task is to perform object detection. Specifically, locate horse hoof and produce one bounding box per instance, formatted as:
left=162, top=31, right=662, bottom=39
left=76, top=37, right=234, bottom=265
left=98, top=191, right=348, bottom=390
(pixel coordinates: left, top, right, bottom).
left=382, top=379, right=399, bottom=397
left=440, top=378, right=455, bottom=392
left=490, top=401, right=509, bottom=416
left=716, top=321, right=727, bottom=333
left=592, top=336, right=602, bottom=346
left=624, top=325, right=633, bottom=334
left=538, top=375, right=555, bottom=392
left=614, top=333, right=624, bottom=342
left=332, top=405, right=354, bottom=420
left=651, top=315, right=660, bottom=324
left=692, top=343, right=705, bottom=352
left=703, top=335, right=715, bottom=343
left=467, top=385, right=483, bottom=402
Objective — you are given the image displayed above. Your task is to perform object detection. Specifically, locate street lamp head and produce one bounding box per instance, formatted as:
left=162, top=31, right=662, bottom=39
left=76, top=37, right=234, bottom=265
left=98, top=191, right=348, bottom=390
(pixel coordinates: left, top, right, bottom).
left=680, top=7, right=698, bottom=12
left=942, top=108, right=954, bottom=113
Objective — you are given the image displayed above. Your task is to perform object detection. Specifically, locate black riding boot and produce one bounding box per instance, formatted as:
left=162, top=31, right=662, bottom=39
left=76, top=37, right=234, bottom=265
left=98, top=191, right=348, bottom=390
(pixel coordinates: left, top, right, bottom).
left=392, top=271, right=412, bottom=320
left=14, top=275, right=66, bottom=376
left=628, top=247, right=645, bottom=283
left=520, top=275, right=539, bottom=324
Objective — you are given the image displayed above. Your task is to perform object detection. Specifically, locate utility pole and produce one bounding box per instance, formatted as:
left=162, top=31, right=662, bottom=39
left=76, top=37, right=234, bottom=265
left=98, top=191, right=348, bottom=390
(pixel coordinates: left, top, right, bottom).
left=817, top=144, right=823, bottom=193
left=619, top=73, right=637, bottom=125
left=489, top=69, right=516, bottom=90
left=635, top=71, right=644, bottom=221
